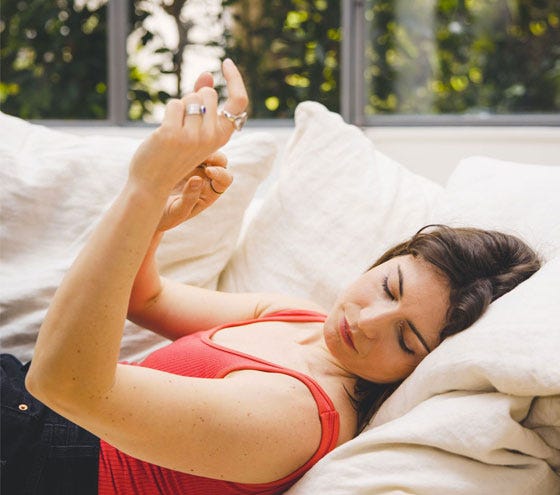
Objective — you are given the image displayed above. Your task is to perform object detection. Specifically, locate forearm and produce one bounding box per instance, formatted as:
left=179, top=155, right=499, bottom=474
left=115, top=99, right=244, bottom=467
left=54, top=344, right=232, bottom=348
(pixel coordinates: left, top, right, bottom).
left=27, top=181, right=167, bottom=407
left=128, top=230, right=165, bottom=317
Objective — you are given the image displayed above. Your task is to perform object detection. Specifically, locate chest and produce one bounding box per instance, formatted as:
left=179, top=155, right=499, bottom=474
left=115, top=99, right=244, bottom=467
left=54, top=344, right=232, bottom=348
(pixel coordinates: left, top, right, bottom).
left=210, top=321, right=358, bottom=443
left=210, top=321, right=316, bottom=373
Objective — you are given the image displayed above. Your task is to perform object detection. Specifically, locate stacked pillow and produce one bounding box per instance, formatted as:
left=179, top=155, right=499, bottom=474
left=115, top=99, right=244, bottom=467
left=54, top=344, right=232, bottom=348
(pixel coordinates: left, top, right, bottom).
left=0, top=111, right=277, bottom=361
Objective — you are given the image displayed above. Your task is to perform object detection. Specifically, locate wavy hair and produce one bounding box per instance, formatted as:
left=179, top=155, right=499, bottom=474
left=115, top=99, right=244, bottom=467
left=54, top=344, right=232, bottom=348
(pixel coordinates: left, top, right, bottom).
left=352, top=225, right=542, bottom=433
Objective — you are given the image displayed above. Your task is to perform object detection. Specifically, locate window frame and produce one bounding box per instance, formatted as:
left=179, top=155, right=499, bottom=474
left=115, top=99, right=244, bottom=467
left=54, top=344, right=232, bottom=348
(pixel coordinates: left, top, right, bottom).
left=36, top=0, right=560, bottom=127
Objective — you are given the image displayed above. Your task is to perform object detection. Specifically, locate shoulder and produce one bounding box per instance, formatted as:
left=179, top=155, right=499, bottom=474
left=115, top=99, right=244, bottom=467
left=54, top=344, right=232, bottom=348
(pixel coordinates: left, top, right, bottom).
left=222, top=369, right=324, bottom=481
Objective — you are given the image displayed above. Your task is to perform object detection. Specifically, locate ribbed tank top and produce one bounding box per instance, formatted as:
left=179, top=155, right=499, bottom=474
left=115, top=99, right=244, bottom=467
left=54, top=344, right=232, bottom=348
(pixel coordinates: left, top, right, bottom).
left=97, top=310, right=340, bottom=494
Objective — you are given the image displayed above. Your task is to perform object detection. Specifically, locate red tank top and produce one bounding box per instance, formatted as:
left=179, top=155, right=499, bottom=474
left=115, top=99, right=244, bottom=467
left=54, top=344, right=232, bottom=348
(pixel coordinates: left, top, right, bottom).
left=97, top=310, right=340, bottom=495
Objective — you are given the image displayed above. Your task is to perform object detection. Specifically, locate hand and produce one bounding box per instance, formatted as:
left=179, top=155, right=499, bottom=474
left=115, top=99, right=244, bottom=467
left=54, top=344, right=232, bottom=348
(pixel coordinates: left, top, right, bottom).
left=156, top=151, right=233, bottom=232
left=128, top=58, right=248, bottom=196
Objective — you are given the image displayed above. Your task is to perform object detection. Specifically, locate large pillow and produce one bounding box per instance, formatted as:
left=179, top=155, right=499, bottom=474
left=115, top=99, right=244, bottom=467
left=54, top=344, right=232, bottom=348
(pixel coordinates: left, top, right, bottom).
left=431, top=156, right=560, bottom=260
left=218, top=101, right=443, bottom=309
left=0, top=112, right=277, bottom=361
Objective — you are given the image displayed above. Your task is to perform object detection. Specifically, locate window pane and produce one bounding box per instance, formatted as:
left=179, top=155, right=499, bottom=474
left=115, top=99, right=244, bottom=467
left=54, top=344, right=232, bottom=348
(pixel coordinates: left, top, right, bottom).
left=0, top=0, right=108, bottom=119
left=364, top=0, right=560, bottom=116
left=127, top=0, right=341, bottom=122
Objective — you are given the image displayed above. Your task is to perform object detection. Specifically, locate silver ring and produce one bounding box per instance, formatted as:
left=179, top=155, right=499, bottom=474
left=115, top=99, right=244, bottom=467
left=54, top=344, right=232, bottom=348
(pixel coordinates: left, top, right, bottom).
left=219, top=109, right=248, bottom=131
left=186, top=103, right=206, bottom=116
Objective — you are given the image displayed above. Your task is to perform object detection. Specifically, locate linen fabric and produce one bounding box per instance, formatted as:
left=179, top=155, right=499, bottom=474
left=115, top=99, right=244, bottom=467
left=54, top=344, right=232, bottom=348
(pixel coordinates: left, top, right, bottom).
left=287, top=257, right=560, bottom=495
left=0, top=111, right=277, bottom=362
left=219, top=101, right=443, bottom=309
left=431, top=155, right=560, bottom=260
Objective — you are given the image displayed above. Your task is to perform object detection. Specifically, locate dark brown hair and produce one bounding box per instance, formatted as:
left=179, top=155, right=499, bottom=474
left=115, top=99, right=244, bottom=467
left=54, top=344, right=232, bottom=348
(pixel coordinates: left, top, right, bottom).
left=352, top=225, right=541, bottom=433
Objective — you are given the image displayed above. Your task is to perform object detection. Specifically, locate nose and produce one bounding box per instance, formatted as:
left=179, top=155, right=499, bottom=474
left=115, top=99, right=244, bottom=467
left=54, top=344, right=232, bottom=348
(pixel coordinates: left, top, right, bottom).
left=357, top=303, right=395, bottom=340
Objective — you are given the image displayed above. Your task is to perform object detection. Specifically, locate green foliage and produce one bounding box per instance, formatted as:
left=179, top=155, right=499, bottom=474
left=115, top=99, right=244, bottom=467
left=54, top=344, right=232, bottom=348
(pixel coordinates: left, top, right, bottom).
left=219, top=0, right=341, bottom=117
left=0, top=0, right=108, bottom=119
left=127, top=0, right=173, bottom=120
left=365, top=0, right=560, bottom=115
left=1, top=0, right=558, bottom=120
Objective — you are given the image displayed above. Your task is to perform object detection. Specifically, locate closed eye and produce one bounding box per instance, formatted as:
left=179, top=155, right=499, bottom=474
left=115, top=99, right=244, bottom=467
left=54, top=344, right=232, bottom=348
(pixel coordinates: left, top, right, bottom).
left=382, top=276, right=395, bottom=301
left=398, top=325, right=415, bottom=355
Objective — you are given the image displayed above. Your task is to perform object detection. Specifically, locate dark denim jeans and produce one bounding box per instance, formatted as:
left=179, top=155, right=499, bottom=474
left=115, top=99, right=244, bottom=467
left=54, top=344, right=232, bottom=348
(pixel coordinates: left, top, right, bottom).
left=1, top=354, right=99, bottom=495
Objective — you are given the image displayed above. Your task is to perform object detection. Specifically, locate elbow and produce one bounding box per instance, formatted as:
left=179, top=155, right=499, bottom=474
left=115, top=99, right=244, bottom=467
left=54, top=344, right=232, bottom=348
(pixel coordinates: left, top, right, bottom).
left=25, top=366, right=53, bottom=407
left=25, top=363, right=79, bottom=414
left=127, top=285, right=162, bottom=324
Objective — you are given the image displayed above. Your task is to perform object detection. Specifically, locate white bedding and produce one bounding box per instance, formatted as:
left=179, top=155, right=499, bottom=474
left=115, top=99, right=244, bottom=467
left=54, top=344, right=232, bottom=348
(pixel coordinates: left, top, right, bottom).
left=1, top=105, right=559, bottom=494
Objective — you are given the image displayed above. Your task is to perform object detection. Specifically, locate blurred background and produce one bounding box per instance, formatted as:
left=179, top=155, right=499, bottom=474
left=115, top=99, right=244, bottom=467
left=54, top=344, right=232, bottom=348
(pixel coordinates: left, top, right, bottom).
left=1, top=0, right=559, bottom=125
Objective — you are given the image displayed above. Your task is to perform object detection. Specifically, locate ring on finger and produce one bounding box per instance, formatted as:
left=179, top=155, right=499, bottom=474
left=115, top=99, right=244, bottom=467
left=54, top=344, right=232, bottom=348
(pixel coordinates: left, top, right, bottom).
left=186, top=103, right=206, bottom=116
left=209, top=180, right=224, bottom=195
left=219, top=109, right=248, bottom=131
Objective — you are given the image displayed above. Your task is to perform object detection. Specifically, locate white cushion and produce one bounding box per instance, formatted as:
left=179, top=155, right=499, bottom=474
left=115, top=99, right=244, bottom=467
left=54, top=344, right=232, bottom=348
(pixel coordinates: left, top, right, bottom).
left=218, top=101, right=443, bottom=309
left=0, top=112, right=277, bottom=361
left=432, top=156, right=560, bottom=260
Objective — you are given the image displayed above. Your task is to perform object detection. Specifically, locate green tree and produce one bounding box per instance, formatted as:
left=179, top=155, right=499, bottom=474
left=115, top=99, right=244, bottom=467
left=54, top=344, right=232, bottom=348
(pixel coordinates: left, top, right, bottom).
left=475, top=0, right=560, bottom=113
left=364, top=0, right=560, bottom=115
left=0, top=0, right=173, bottom=120
left=221, top=0, right=341, bottom=118
left=128, top=0, right=173, bottom=120
left=1, top=0, right=109, bottom=119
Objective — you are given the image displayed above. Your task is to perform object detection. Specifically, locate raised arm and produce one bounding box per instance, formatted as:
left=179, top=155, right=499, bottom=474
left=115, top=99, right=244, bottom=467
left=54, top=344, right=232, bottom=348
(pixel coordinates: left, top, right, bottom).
left=26, top=58, right=250, bottom=404
left=126, top=149, right=283, bottom=340
left=25, top=62, right=330, bottom=484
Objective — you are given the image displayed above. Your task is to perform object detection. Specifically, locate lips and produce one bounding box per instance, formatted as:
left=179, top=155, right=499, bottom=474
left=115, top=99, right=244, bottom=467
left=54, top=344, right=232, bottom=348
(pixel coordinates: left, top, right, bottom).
left=339, top=316, right=356, bottom=351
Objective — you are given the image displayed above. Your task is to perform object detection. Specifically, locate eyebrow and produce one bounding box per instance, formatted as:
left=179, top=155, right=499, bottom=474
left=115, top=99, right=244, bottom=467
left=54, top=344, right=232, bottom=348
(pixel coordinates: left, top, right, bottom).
left=397, top=264, right=431, bottom=353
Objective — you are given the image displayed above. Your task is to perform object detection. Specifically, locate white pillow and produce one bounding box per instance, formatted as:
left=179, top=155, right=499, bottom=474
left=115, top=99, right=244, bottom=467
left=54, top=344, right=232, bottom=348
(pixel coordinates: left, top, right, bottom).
left=218, top=101, right=443, bottom=309
left=432, top=156, right=560, bottom=260
left=0, top=112, right=277, bottom=361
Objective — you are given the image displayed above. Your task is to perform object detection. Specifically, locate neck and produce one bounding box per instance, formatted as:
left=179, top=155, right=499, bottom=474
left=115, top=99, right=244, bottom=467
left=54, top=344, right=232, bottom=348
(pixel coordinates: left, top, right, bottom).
left=300, top=324, right=357, bottom=385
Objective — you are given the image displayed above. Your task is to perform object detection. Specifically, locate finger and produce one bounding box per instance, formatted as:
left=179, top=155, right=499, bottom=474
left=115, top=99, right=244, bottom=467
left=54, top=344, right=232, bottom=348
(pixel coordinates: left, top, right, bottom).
left=198, top=86, right=218, bottom=132
left=221, top=58, right=249, bottom=113
left=181, top=93, right=205, bottom=130
left=176, top=177, right=204, bottom=215
left=204, top=166, right=233, bottom=194
left=161, top=98, right=184, bottom=129
left=193, top=72, right=214, bottom=92
left=203, top=151, right=228, bottom=169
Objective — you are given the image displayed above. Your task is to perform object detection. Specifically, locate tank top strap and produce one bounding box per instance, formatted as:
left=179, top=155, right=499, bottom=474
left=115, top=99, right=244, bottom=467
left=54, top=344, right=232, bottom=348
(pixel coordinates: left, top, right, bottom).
left=261, top=309, right=328, bottom=321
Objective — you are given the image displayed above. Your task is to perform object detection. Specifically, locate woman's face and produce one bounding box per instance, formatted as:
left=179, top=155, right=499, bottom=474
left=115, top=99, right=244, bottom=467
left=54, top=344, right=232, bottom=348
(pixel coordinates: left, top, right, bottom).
left=324, top=254, right=450, bottom=383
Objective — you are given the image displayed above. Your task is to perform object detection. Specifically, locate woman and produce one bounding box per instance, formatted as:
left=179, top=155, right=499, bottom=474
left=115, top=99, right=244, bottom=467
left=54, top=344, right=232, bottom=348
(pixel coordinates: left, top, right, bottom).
left=1, top=59, right=541, bottom=494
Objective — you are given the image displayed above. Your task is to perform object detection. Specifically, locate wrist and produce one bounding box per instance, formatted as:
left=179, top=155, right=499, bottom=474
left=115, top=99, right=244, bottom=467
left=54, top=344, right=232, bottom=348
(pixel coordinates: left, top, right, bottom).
left=123, top=178, right=170, bottom=208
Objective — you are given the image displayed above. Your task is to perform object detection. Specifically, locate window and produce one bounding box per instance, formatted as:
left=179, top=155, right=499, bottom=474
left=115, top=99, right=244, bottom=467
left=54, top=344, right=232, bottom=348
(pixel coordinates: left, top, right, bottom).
left=1, top=0, right=558, bottom=125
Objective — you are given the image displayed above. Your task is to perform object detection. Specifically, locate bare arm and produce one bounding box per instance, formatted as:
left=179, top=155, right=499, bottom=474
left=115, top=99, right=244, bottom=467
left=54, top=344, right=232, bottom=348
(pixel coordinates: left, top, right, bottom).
left=26, top=60, right=248, bottom=396
left=127, top=229, right=321, bottom=340
left=25, top=61, right=323, bottom=483
left=126, top=75, right=319, bottom=339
